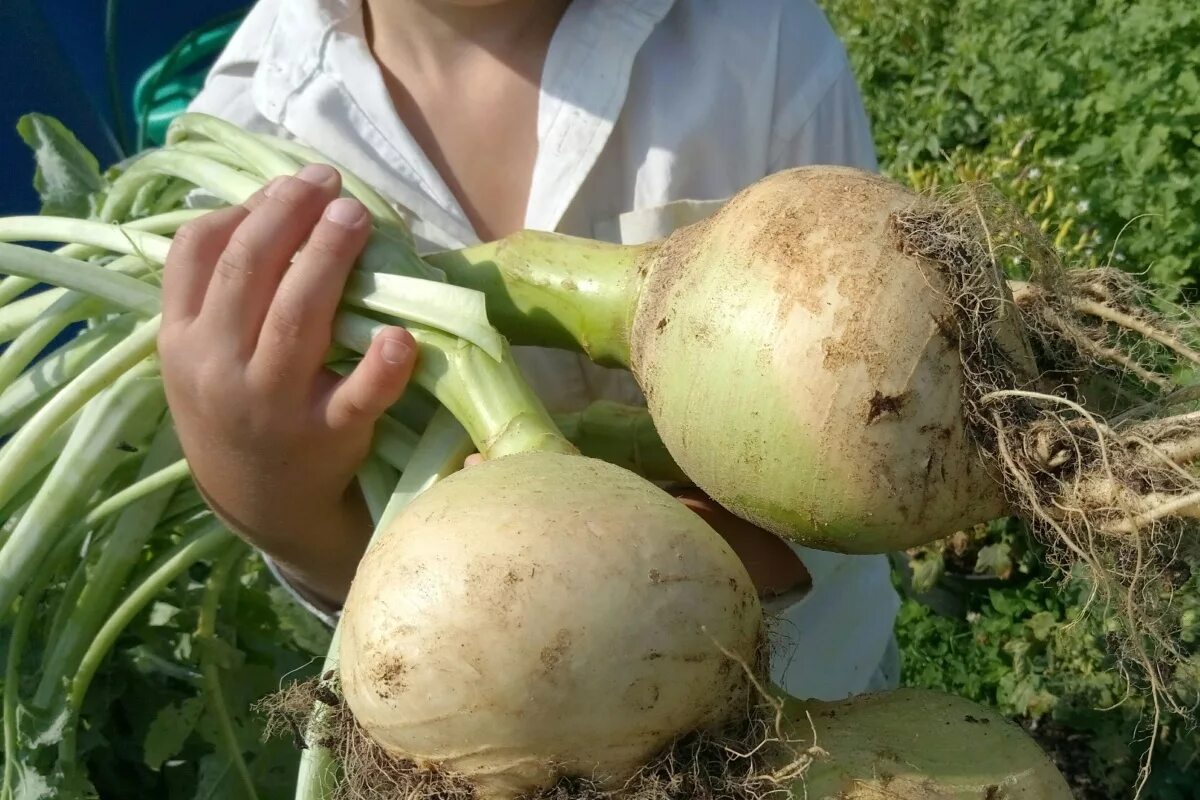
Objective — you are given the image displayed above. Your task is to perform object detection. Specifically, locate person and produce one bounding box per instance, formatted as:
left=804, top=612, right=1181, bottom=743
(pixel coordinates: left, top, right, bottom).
left=162, top=0, right=901, bottom=701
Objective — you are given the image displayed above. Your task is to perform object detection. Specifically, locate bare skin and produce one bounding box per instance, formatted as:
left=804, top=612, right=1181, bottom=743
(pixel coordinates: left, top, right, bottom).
left=160, top=0, right=810, bottom=608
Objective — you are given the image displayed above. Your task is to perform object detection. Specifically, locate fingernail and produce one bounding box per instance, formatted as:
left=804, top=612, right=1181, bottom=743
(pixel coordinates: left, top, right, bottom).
left=380, top=335, right=412, bottom=364
left=296, top=163, right=339, bottom=187
left=262, top=176, right=286, bottom=197
left=325, top=197, right=366, bottom=227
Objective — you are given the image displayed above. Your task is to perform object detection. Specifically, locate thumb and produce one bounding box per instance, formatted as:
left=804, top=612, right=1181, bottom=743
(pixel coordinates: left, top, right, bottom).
left=325, top=327, right=417, bottom=431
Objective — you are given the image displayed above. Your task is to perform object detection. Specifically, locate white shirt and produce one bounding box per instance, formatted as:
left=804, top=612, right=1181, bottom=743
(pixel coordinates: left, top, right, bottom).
left=190, top=0, right=901, bottom=701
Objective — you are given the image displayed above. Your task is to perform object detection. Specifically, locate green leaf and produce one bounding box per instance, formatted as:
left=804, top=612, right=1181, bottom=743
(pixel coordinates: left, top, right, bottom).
left=268, top=586, right=333, bottom=656
left=144, top=697, right=205, bottom=770
left=192, top=754, right=242, bottom=800
left=974, top=542, right=1013, bottom=579
left=1026, top=611, right=1058, bottom=641
left=15, top=114, right=104, bottom=218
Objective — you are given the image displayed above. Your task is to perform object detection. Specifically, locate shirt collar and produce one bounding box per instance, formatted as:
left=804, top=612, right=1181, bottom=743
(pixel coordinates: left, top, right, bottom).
left=251, top=0, right=676, bottom=244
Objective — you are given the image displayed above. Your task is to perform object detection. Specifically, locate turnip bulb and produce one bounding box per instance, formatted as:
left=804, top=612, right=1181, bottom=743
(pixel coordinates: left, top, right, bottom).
left=338, top=451, right=762, bottom=799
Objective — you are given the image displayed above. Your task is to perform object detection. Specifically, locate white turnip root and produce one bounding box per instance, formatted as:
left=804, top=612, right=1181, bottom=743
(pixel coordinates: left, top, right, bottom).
left=337, top=454, right=761, bottom=799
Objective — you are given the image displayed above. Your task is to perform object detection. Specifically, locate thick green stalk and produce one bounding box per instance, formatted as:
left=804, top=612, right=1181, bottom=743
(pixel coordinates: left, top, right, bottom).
left=59, top=519, right=232, bottom=770
left=36, top=420, right=184, bottom=704
left=0, top=220, right=496, bottom=356
left=2, top=555, right=58, bottom=800
left=0, top=217, right=172, bottom=263
left=167, top=114, right=415, bottom=249
left=0, top=233, right=568, bottom=463
left=101, top=149, right=262, bottom=220
left=167, top=113, right=301, bottom=178
left=357, top=457, right=399, bottom=524
left=0, top=243, right=161, bottom=315
left=377, top=407, right=474, bottom=531
left=0, top=424, right=74, bottom=533
left=0, top=275, right=35, bottom=308
left=100, top=146, right=441, bottom=283
left=0, top=257, right=150, bottom=392
left=0, top=315, right=137, bottom=435
left=0, top=318, right=159, bottom=515
left=0, top=209, right=200, bottom=309
left=424, top=231, right=651, bottom=367
left=335, top=314, right=574, bottom=459
left=197, top=543, right=259, bottom=800
left=171, top=138, right=255, bottom=172
left=370, top=414, right=419, bottom=472
left=0, top=291, right=63, bottom=344
left=0, top=364, right=164, bottom=619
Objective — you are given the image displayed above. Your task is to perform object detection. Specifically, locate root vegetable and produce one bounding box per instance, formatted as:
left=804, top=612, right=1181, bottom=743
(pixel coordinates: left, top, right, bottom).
left=793, top=689, right=1072, bottom=799
left=424, top=165, right=1200, bottom=762
left=339, top=451, right=760, bottom=799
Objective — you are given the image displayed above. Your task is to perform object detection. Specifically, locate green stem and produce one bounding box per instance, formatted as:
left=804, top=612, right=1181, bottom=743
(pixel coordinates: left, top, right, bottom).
left=356, top=457, right=399, bottom=525
left=0, top=275, right=35, bottom=308
left=197, top=543, right=259, bottom=800
left=553, top=401, right=688, bottom=483
left=0, top=243, right=161, bottom=315
left=101, top=145, right=442, bottom=284
left=0, top=424, right=74, bottom=532
left=0, top=315, right=137, bottom=436
left=59, top=520, right=232, bottom=771
left=370, top=414, right=419, bottom=472
left=0, top=257, right=151, bottom=393
left=0, top=209, right=200, bottom=320
left=171, top=139, right=255, bottom=173
left=0, top=318, right=159, bottom=516
left=0, top=221, right=496, bottom=356
left=101, top=149, right=262, bottom=220
left=2, top=548, right=59, bottom=800
left=0, top=290, right=64, bottom=344
left=424, top=231, right=651, bottom=367
left=45, top=535, right=99, bottom=657
left=335, top=315, right=574, bottom=459
left=80, top=458, right=191, bottom=530
left=36, top=419, right=183, bottom=704
left=1, top=230, right=570, bottom=462
left=0, top=363, right=163, bottom=624
left=377, top=407, right=474, bottom=531
left=168, top=114, right=416, bottom=251
left=0, top=217, right=172, bottom=263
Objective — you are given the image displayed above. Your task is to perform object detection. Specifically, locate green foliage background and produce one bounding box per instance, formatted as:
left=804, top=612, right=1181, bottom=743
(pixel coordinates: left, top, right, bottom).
left=820, top=0, right=1200, bottom=796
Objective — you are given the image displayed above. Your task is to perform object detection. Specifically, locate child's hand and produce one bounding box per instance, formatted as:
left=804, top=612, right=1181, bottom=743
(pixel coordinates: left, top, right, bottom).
left=159, top=164, right=418, bottom=606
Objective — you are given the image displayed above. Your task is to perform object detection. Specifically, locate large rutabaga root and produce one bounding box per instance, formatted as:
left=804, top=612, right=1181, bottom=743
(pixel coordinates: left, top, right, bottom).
left=892, top=193, right=1200, bottom=788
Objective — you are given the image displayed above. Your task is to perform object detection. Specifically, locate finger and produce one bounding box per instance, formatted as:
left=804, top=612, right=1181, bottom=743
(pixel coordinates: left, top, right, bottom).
left=161, top=205, right=250, bottom=325
left=464, top=453, right=485, bottom=467
left=240, top=176, right=285, bottom=213
left=198, top=164, right=343, bottom=354
left=322, top=327, right=417, bottom=432
left=248, top=197, right=372, bottom=388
